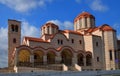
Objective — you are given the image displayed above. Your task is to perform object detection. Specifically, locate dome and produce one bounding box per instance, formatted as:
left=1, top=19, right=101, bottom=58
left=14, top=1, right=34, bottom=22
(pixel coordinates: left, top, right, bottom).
left=43, top=22, right=59, bottom=29
left=41, top=22, right=59, bottom=35
left=74, top=12, right=95, bottom=22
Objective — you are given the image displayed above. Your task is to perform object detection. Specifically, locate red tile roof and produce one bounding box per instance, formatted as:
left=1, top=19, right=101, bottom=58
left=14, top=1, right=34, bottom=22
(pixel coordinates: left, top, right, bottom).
left=62, top=30, right=83, bottom=35
left=85, top=24, right=115, bottom=34
left=86, top=27, right=98, bottom=33
left=98, top=24, right=115, bottom=31
left=24, top=36, right=48, bottom=43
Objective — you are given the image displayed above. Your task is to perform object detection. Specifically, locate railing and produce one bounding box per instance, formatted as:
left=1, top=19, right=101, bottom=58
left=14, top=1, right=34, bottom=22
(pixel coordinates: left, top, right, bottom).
left=18, top=62, right=32, bottom=67
left=17, top=62, right=63, bottom=71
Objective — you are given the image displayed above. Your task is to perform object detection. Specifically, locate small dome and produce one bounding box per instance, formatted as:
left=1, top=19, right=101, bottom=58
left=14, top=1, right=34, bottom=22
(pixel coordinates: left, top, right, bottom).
left=41, top=22, right=59, bottom=35
left=43, top=22, right=59, bottom=29
left=74, top=12, right=95, bottom=22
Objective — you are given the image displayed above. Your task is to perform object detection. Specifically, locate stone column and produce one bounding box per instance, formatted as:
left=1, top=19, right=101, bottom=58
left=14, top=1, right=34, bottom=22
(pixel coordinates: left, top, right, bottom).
left=15, top=49, right=18, bottom=66
left=84, top=57, right=86, bottom=66
left=92, top=18, right=95, bottom=27
left=45, top=26, right=47, bottom=34
left=14, top=49, right=18, bottom=73
left=77, top=20, right=80, bottom=30
left=81, top=17, right=85, bottom=28
left=72, top=54, right=77, bottom=65
left=49, top=26, right=52, bottom=34
left=43, top=55, right=47, bottom=65
left=54, top=28, right=56, bottom=34
left=74, top=22, right=77, bottom=31
left=30, top=55, right=34, bottom=63
left=79, top=19, right=82, bottom=29
left=30, top=55, right=34, bottom=67
left=55, top=53, right=62, bottom=64
left=87, top=17, right=91, bottom=28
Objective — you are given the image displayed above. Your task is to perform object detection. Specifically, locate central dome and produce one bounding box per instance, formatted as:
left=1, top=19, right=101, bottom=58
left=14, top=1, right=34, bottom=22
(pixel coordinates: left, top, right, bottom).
left=74, top=12, right=96, bottom=31
left=74, top=12, right=95, bottom=22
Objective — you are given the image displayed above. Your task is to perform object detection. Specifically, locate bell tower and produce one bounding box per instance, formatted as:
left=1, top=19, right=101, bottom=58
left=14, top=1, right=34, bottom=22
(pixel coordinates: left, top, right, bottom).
left=8, top=19, right=21, bottom=67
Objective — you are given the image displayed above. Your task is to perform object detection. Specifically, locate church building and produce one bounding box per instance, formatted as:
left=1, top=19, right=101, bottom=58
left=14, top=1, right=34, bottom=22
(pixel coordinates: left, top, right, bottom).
left=8, top=12, right=119, bottom=72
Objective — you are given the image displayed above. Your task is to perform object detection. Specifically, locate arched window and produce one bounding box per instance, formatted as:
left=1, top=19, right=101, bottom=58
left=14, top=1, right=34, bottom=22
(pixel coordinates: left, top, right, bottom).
left=43, top=27, right=45, bottom=34
left=97, top=57, right=99, bottom=62
left=47, top=26, right=50, bottom=34
left=86, top=54, right=92, bottom=66
left=79, top=40, right=82, bottom=44
left=58, top=39, right=60, bottom=44
left=61, top=40, right=63, bottom=44
left=96, top=42, right=98, bottom=47
left=77, top=53, right=84, bottom=66
left=15, top=25, right=18, bottom=32
left=34, top=54, right=37, bottom=59
left=71, top=39, right=74, bottom=43
left=11, top=24, right=14, bottom=32
left=52, top=27, right=55, bottom=34
left=58, top=39, right=63, bottom=45
left=85, top=17, right=87, bottom=27
left=109, top=50, right=112, bottom=60
left=13, top=38, right=16, bottom=43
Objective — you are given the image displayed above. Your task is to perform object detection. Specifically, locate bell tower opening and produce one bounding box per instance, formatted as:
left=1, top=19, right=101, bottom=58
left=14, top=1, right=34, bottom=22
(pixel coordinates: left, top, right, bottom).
left=8, top=19, right=21, bottom=67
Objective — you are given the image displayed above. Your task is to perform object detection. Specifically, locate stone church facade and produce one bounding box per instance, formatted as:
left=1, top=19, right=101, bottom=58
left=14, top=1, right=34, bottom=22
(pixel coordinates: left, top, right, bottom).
left=8, top=12, right=119, bottom=71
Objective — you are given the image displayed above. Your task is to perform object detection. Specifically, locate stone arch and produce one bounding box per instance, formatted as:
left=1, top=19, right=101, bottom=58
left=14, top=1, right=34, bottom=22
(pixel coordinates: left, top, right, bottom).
left=47, top=51, right=56, bottom=64
left=17, top=45, right=32, bottom=54
left=61, top=49, right=73, bottom=66
left=33, top=50, right=44, bottom=65
left=59, top=46, right=74, bottom=54
left=33, top=46, right=46, bottom=53
left=18, top=49, right=31, bottom=66
left=46, top=26, right=49, bottom=34
left=13, top=38, right=16, bottom=43
left=86, top=51, right=92, bottom=55
left=86, top=54, right=92, bottom=66
left=11, top=24, right=14, bottom=32
left=15, top=25, right=18, bottom=32
left=77, top=53, right=84, bottom=66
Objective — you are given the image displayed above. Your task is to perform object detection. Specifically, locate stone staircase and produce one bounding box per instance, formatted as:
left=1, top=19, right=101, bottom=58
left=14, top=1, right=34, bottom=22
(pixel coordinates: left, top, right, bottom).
left=68, top=64, right=81, bottom=71
left=14, top=64, right=81, bottom=72
left=35, top=64, right=63, bottom=71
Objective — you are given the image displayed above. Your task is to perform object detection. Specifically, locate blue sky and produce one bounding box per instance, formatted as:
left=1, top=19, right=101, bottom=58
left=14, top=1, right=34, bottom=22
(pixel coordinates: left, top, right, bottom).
left=0, top=0, right=120, bottom=68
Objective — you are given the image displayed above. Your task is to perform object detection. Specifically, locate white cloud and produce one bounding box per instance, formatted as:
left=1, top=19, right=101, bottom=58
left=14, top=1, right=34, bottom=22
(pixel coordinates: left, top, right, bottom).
left=90, top=0, right=108, bottom=12
left=0, top=20, right=39, bottom=68
left=113, top=23, right=120, bottom=29
left=47, top=20, right=73, bottom=30
left=0, top=27, right=8, bottom=68
left=117, top=35, right=120, bottom=40
left=113, top=23, right=120, bottom=39
left=0, top=0, right=54, bottom=13
left=22, top=21, right=40, bottom=38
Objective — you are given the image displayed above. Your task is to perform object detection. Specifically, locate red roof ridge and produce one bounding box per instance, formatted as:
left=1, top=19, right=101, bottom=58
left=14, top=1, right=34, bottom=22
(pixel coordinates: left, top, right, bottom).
left=24, top=36, right=48, bottom=43
left=62, top=30, right=83, bottom=35
left=98, top=24, right=115, bottom=31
